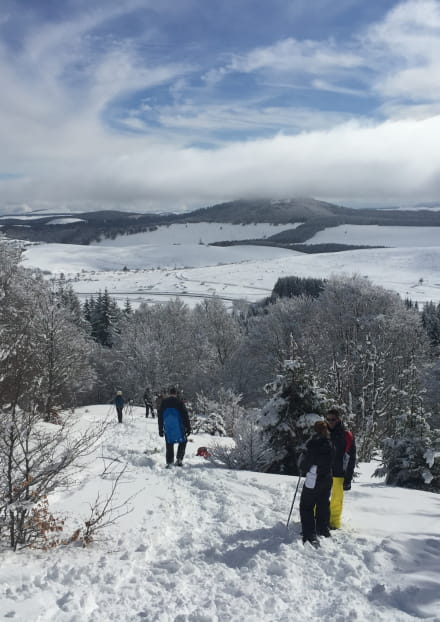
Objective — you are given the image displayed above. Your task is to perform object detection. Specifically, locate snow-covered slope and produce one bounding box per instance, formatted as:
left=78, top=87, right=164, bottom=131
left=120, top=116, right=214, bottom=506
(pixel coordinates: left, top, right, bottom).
left=1, top=406, right=438, bottom=622
left=23, top=243, right=440, bottom=307
left=306, top=225, right=440, bottom=247
left=93, top=222, right=300, bottom=247
left=21, top=219, right=440, bottom=306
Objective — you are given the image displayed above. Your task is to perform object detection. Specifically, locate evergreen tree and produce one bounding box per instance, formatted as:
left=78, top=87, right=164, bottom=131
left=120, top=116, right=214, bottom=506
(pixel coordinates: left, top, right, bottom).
left=375, top=361, right=440, bottom=491
left=258, top=353, right=330, bottom=474
left=123, top=298, right=133, bottom=316
left=375, top=410, right=440, bottom=491
left=84, top=290, right=121, bottom=347
left=272, top=275, right=325, bottom=300
left=421, top=301, right=440, bottom=350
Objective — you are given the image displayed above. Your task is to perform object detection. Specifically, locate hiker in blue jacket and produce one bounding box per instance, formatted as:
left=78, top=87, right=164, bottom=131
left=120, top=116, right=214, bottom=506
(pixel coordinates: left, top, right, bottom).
left=158, top=387, right=191, bottom=467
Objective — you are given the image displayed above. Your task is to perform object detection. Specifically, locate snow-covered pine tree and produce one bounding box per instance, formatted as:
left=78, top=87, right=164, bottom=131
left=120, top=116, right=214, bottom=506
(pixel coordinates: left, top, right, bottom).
left=258, top=354, right=330, bottom=475
left=375, top=409, right=440, bottom=491
left=375, top=362, right=440, bottom=491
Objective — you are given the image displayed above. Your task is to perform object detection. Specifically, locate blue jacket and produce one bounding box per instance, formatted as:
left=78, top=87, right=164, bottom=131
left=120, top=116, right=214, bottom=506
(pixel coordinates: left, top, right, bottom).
left=158, top=396, right=191, bottom=443
left=114, top=395, right=124, bottom=408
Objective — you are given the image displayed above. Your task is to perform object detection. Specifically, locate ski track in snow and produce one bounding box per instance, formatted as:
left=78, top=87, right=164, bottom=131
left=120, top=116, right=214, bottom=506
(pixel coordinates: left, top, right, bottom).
left=0, top=407, right=439, bottom=622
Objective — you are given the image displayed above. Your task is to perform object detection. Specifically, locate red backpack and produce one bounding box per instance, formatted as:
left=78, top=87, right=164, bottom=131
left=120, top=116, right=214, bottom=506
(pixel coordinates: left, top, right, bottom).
left=196, top=446, right=211, bottom=458
left=343, top=430, right=353, bottom=471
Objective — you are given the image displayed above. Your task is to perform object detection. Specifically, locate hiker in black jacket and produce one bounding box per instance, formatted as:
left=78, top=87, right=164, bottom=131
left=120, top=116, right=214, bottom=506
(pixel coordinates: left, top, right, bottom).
left=158, top=387, right=191, bottom=467
left=143, top=386, right=154, bottom=418
left=299, top=420, right=334, bottom=546
left=326, top=408, right=356, bottom=529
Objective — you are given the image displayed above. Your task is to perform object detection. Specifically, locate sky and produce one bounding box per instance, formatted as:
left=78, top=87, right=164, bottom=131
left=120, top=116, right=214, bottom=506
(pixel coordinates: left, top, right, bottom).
left=2, top=0, right=440, bottom=213
left=1, top=405, right=439, bottom=621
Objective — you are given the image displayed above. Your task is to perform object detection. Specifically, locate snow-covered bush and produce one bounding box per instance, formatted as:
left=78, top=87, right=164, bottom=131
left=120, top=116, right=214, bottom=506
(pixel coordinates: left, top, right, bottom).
left=191, top=393, right=227, bottom=436
left=209, top=412, right=276, bottom=471
left=191, top=389, right=245, bottom=436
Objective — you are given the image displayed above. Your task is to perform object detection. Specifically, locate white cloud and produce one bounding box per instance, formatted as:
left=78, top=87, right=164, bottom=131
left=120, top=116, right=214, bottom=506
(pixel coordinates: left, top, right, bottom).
left=226, top=37, right=363, bottom=76
left=364, top=0, right=440, bottom=102
left=2, top=115, right=440, bottom=211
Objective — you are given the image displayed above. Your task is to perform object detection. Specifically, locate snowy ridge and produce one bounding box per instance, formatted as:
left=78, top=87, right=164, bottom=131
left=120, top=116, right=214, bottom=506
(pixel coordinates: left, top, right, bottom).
left=1, top=406, right=438, bottom=622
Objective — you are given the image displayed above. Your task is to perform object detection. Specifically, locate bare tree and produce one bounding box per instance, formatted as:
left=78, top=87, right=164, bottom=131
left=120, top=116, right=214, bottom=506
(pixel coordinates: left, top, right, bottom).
left=0, top=406, right=108, bottom=549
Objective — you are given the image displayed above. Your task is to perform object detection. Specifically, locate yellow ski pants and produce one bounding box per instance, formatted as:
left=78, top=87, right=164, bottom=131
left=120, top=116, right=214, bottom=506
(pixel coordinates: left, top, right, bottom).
left=329, top=477, right=345, bottom=529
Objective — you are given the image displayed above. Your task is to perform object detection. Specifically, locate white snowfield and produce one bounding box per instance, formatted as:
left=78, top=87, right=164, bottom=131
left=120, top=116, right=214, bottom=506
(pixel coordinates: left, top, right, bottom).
left=93, top=222, right=301, bottom=247
left=306, top=225, right=440, bottom=248
left=1, top=406, right=438, bottom=622
left=23, top=245, right=440, bottom=307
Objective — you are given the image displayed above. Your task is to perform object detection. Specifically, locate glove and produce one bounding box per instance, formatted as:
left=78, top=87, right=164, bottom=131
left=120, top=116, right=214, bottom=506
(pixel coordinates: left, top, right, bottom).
left=186, top=429, right=191, bottom=437
left=343, top=481, right=351, bottom=491
left=159, top=431, right=164, bottom=437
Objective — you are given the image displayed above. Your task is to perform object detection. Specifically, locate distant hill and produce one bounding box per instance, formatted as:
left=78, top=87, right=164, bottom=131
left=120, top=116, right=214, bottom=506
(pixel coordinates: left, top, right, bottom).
left=180, top=198, right=349, bottom=223
left=1, top=197, right=440, bottom=246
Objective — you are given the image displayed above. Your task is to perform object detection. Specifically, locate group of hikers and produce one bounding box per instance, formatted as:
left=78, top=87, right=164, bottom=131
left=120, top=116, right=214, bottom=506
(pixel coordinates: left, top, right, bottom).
left=298, top=407, right=356, bottom=547
left=114, top=386, right=191, bottom=467
left=114, top=388, right=356, bottom=545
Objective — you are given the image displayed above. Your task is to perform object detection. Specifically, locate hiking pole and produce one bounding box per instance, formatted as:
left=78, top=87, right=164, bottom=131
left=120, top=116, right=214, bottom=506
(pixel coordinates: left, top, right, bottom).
left=286, top=476, right=302, bottom=529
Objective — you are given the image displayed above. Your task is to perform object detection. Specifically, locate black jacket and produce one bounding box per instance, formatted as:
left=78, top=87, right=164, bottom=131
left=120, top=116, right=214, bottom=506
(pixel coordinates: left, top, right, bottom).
left=158, top=396, right=191, bottom=437
left=300, top=435, right=334, bottom=479
left=330, top=421, right=356, bottom=483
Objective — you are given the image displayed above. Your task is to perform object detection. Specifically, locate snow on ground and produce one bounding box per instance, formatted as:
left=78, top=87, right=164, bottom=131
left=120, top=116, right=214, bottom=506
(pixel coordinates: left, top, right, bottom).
left=46, top=218, right=86, bottom=225
left=20, top=219, right=440, bottom=306
left=23, top=243, right=440, bottom=307
left=1, top=406, right=438, bottom=622
left=93, top=222, right=301, bottom=247
left=307, top=225, right=440, bottom=247
left=22, top=241, right=296, bottom=274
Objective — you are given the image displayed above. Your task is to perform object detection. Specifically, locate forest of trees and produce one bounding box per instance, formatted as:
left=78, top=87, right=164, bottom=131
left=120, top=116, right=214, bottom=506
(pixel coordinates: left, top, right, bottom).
left=1, top=241, right=439, bottom=547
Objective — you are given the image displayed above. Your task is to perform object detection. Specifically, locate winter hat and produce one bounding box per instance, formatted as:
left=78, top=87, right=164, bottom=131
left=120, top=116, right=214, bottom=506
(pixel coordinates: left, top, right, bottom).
left=116, top=390, right=123, bottom=395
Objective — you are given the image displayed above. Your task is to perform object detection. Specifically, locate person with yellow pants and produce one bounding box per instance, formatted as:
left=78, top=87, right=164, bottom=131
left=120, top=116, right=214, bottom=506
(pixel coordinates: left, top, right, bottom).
left=326, top=408, right=356, bottom=529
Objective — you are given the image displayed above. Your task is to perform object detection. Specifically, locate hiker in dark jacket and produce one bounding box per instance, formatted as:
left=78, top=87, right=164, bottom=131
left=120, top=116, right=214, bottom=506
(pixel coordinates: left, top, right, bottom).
left=158, top=387, right=191, bottom=467
left=114, top=391, right=124, bottom=424
left=326, top=408, right=356, bottom=529
left=299, top=420, right=334, bottom=545
left=143, top=387, right=154, bottom=418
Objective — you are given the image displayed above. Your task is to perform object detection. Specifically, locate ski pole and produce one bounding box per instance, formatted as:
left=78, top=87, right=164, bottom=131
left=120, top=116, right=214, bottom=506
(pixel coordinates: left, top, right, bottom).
left=286, top=475, right=302, bottom=528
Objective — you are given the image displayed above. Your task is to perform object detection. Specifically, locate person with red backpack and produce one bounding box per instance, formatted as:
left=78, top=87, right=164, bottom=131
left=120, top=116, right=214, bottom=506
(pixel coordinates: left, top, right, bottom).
left=326, top=407, right=356, bottom=529
left=158, top=387, right=191, bottom=468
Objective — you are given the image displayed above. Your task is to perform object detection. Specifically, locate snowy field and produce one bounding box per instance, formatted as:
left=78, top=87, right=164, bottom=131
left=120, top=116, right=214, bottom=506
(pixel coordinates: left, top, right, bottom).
left=1, top=405, right=438, bottom=622
left=307, top=225, right=440, bottom=248
left=23, top=236, right=440, bottom=307
left=93, top=222, right=300, bottom=247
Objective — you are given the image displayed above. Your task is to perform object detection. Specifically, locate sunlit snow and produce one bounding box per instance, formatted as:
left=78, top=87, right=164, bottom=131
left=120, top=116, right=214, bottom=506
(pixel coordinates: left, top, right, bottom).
left=1, top=406, right=437, bottom=622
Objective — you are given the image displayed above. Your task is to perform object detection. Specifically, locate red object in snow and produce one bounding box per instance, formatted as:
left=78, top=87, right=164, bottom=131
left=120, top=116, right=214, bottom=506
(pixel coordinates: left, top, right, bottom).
left=196, top=446, right=211, bottom=458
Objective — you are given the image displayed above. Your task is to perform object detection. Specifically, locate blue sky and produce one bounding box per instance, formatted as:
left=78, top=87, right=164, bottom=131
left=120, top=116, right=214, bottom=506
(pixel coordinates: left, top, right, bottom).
left=1, top=0, right=440, bottom=212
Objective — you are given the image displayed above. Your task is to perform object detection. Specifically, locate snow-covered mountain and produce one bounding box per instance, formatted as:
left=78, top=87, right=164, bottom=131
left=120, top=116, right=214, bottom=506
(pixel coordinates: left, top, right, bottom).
left=1, top=405, right=438, bottom=622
